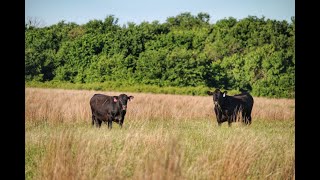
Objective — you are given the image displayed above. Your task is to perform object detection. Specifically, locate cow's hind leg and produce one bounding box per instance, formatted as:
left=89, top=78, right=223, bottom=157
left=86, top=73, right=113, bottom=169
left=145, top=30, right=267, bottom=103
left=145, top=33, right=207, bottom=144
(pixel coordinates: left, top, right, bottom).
left=243, top=115, right=251, bottom=125
left=95, top=119, right=102, bottom=128
left=243, top=110, right=252, bottom=125
left=92, top=115, right=95, bottom=126
left=247, top=109, right=252, bottom=125
left=241, top=113, right=247, bottom=125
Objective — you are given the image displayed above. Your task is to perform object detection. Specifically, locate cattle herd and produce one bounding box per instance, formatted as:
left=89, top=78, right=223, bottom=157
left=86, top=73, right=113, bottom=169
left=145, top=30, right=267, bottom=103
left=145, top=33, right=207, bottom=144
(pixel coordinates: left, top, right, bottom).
left=90, top=88, right=254, bottom=129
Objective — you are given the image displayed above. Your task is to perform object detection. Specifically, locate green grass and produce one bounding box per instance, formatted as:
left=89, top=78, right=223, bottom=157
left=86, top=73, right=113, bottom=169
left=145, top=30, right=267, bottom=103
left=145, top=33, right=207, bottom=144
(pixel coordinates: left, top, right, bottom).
left=26, top=119, right=294, bottom=179
left=25, top=81, right=242, bottom=96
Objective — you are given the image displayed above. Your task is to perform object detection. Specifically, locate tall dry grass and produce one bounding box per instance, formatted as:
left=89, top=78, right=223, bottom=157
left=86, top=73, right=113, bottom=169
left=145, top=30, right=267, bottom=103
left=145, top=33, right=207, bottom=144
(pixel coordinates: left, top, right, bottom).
left=26, top=88, right=295, bottom=180
left=26, top=88, right=294, bottom=125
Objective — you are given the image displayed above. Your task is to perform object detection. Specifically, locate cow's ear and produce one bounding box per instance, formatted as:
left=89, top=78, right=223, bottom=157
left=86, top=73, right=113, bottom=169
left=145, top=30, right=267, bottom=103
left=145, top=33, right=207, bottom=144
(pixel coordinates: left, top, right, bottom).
left=128, top=96, right=134, bottom=101
left=207, top=91, right=213, bottom=95
left=223, top=91, right=227, bottom=97
left=113, top=97, right=118, bottom=102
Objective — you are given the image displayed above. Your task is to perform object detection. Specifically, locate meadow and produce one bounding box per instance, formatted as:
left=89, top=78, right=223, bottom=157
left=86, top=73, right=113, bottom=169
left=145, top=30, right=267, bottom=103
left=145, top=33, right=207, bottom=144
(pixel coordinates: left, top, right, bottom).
left=26, top=88, right=295, bottom=180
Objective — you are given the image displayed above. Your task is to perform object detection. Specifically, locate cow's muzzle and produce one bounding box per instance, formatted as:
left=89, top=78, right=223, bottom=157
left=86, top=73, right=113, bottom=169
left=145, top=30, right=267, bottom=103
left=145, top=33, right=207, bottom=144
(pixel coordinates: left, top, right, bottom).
left=122, top=105, right=127, bottom=110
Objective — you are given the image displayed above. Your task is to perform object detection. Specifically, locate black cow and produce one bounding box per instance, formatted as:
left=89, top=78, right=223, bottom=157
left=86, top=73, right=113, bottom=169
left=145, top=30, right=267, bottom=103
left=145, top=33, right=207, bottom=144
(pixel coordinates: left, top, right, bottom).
left=90, top=94, right=134, bottom=129
left=207, top=89, right=254, bottom=127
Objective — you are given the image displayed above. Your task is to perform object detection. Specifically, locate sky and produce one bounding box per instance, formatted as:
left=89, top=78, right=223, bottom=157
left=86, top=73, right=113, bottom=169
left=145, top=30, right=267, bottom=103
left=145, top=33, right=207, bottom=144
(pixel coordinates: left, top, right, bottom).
left=25, top=0, right=295, bottom=27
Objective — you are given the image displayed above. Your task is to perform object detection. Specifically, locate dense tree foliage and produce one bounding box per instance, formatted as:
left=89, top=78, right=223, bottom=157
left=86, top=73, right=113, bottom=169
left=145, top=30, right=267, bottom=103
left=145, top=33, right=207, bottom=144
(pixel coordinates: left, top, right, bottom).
left=25, top=13, right=295, bottom=98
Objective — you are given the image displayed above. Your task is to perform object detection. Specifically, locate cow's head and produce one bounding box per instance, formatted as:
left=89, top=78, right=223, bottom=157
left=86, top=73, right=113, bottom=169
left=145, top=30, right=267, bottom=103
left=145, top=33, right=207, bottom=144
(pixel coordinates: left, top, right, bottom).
left=207, top=89, right=227, bottom=106
left=117, top=94, right=134, bottom=110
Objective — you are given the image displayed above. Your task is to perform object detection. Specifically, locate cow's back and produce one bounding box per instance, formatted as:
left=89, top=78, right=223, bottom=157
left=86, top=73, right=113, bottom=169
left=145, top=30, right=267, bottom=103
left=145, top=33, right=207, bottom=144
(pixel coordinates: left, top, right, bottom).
left=90, top=94, right=113, bottom=112
left=233, top=92, right=254, bottom=110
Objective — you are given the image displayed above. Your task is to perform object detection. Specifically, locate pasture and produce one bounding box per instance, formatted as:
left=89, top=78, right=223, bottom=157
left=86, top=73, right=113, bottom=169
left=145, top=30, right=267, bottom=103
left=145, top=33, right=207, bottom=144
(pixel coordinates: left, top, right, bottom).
left=26, top=88, right=294, bottom=179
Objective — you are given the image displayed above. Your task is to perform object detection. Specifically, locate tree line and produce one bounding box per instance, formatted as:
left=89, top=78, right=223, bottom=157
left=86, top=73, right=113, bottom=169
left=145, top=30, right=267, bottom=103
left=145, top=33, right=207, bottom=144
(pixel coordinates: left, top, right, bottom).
left=25, top=12, right=295, bottom=98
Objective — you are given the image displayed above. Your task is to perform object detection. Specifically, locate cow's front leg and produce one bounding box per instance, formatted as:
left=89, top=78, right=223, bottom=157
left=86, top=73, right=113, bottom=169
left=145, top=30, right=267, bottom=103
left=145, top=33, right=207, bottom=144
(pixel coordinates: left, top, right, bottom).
left=118, top=112, right=126, bottom=129
left=215, top=107, right=223, bottom=127
left=119, top=119, right=124, bottom=128
left=227, top=116, right=232, bottom=127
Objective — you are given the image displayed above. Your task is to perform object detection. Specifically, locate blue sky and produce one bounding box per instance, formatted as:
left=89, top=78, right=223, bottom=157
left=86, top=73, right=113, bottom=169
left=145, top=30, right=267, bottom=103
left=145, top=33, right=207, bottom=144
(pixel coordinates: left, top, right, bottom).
left=25, top=0, right=295, bottom=27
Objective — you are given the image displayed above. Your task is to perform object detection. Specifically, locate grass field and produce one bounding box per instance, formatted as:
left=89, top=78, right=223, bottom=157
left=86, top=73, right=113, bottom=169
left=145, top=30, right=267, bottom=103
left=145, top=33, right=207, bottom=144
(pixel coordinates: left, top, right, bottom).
left=26, top=88, right=295, bottom=180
